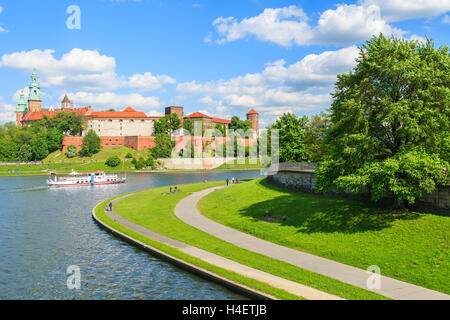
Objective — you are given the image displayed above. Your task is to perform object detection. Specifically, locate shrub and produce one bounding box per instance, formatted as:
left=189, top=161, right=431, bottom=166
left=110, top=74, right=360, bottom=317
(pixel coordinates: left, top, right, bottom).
left=105, top=155, right=122, bottom=167
left=66, top=145, right=78, bottom=158
left=79, top=129, right=101, bottom=157
left=125, top=152, right=133, bottom=159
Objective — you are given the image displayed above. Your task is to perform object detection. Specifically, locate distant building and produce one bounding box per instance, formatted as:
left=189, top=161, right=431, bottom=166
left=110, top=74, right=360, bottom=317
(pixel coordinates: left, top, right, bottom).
left=15, top=71, right=259, bottom=151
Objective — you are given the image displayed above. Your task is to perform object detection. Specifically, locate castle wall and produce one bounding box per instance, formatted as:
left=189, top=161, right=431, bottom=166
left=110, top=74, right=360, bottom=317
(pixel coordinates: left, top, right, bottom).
left=85, top=118, right=155, bottom=137
left=62, top=135, right=156, bottom=151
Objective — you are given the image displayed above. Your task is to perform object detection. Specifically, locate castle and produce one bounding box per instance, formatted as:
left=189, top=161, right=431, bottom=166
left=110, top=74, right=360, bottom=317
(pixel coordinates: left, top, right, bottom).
left=16, top=71, right=259, bottom=151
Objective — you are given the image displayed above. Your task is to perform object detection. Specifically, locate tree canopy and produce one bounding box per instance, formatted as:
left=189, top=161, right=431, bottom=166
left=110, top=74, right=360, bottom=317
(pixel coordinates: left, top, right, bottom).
left=270, top=113, right=309, bottom=163
left=315, top=34, right=449, bottom=206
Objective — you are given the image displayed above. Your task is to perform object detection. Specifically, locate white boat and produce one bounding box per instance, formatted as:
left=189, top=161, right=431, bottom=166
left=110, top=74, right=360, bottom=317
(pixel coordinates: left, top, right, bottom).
left=47, top=170, right=126, bottom=187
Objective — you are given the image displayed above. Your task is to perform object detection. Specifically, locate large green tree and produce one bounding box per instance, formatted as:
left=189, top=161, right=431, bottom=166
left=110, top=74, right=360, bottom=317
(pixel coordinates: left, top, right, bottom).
left=316, top=35, right=449, bottom=206
left=270, top=113, right=309, bottom=163
left=79, top=129, right=101, bottom=157
left=154, top=113, right=181, bottom=135
left=304, top=112, right=331, bottom=162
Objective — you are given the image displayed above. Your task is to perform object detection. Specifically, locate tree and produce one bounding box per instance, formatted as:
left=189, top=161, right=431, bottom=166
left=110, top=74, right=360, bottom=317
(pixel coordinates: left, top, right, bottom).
left=183, top=118, right=194, bottom=135
left=46, top=128, right=64, bottom=153
left=304, top=112, right=331, bottom=162
left=105, top=155, right=122, bottom=167
left=66, top=145, right=78, bottom=158
left=316, top=35, right=450, bottom=206
left=0, top=139, right=19, bottom=161
left=17, top=144, right=32, bottom=161
left=79, top=129, right=101, bottom=157
left=150, top=133, right=175, bottom=159
left=32, top=137, right=49, bottom=160
left=230, top=116, right=252, bottom=133
left=154, top=113, right=181, bottom=135
left=270, top=113, right=309, bottom=163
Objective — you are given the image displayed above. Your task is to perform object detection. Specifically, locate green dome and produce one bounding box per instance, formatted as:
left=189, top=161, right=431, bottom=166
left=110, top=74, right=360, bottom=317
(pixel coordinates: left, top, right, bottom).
left=16, top=91, right=28, bottom=112
left=28, top=71, right=42, bottom=101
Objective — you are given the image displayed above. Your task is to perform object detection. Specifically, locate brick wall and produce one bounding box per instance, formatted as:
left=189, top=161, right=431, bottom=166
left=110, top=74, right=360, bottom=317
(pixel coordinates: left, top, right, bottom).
left=62, top=135, right=156, bottom=151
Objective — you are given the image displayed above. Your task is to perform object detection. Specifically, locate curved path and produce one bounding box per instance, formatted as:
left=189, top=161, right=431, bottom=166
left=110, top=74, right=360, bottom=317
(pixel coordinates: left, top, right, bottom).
left=175, top=185, right=450, bottom=300
left=101, top=194, right=343, bottom=300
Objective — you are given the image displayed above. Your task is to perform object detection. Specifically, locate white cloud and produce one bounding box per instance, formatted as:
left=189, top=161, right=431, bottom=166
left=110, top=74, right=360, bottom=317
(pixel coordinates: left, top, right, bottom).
left=361, top=0, right=450, bottom=22
left=262, top=46, right=360, bottom=89
left=66, top=92, right=162, bottom=110
left=442, top=14, right=450, bottom=24
left=0, top=7, right=8, bottom=33
left=0, top=96, right=15, bottom=123
left=313, top=4, right=404, bottom=44
left=127, top=72, right=176, bottom=91
left=210, top=2, right=441, bottom=47
left=0, top=48, right=176, bottom=92
left=213, top=6, right=310, bottom=46
left=177, top=46, right=358, bottom=123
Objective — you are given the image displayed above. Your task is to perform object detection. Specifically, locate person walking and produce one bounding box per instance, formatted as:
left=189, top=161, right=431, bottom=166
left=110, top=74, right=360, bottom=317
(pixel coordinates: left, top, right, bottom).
left=170, top=186, right=172, bottom=193
left=236, top=178, right=239, bottom=184
left=226, top=178, right=229, bottom=186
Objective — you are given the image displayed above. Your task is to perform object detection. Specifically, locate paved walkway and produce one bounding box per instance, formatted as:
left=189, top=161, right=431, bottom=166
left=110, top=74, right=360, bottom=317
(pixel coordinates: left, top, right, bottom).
left=104, top=195, right=343, bottom=300
left=175, top=185, right=450, bottom=300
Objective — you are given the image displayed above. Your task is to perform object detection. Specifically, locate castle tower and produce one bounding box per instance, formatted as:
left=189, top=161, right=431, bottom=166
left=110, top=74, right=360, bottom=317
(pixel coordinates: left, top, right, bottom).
left=165, top=106, right=184, bottom=125
left=16, top=91, right=28, bottom=126
left=61, top=94, right=71, bottom=110
left=246, top=109, right=259, bottom=138
left=27, top=71, right=42, bottom=113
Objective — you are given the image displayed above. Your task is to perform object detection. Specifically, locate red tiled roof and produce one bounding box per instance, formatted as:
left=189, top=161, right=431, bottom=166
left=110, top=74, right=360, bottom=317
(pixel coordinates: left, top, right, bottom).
left=184, top=112, right=212, bottom=119
left=22, top=107, right=92, bottom=122
left=212, top=117, right=231, bottom=124
left=247, top=109, right=258, bottom=114
left=91, top=107, right=147, bottom=118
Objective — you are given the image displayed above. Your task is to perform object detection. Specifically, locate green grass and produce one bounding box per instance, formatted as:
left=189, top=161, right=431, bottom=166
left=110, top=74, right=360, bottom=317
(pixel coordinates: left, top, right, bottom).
left=45, top=146, right=144, bottom=163
left=95, top=190, right=302, bottom=300
left=109, top=181, right=387, bottom=300
left=215, top=158, right=266, bottom=170
left=0, top=147, right=150, bottom=176
left=198, top=178, right=450, bottom=294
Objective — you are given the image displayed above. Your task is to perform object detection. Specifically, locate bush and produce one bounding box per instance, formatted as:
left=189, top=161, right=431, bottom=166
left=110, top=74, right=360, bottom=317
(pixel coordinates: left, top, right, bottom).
left=125, top=152, right=133, bottom=159
left=134, top=157, right=147, bottom=170
left=146, top=155, right=156, bottom=169
left=66, top=145, right=78, bottom=158
left=79, top=129, right=101, bottom=157
left=105, top=155, right=122, bottom=167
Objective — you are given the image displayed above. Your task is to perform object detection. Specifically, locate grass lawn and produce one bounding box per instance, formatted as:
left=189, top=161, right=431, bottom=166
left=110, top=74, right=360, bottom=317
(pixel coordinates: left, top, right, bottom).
left=0, top=147, right=150, bottom=176
left=109, top=181, right=387, bottom=300
left=198, top=178, right=450, bottom=294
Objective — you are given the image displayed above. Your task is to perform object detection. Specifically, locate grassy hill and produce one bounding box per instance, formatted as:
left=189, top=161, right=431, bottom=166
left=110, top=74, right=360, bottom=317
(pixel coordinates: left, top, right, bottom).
left=44, top=146, right=146, bottom=163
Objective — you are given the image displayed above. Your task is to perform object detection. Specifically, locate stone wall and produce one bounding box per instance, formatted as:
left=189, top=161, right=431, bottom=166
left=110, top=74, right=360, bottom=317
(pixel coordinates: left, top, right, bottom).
left=267, top=163, right=450, bottom=212
left=85, top=118, right=154, bottom=137
left=62, top=135, right=156, bottom=151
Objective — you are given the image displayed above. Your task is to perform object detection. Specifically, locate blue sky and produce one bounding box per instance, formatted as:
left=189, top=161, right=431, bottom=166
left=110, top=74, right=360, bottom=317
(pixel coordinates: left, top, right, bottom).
left=0, top=0, right=449, bottom=126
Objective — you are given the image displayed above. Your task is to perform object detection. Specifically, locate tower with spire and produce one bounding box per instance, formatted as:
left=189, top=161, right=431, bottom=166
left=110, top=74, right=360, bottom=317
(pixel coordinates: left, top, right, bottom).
left=61, top=94, right=72, bottom=110
left=27, top=70, right=42, bottom=113
left=15, top=91, right=28, bottom=126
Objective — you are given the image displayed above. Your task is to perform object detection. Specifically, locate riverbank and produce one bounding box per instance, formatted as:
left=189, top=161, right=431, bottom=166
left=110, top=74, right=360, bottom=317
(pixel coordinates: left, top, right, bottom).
left=198, top=178, right=450, bottom=295
left=0, top=162, right=265, bottom=177
left=95, top=181, right=388, bottom=300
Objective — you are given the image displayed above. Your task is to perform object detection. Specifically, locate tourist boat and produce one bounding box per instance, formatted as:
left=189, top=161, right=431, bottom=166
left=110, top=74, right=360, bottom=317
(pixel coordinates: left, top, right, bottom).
left=46, top=170, right=126, bottom=187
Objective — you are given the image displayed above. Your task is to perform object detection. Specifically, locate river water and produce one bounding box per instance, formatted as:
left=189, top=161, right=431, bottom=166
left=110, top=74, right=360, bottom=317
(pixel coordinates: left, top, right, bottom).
left=0, top=170, right=262, bottom=299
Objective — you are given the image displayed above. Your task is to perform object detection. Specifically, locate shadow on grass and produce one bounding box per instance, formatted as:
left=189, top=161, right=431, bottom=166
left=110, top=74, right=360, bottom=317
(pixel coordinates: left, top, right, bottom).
left=236, top=179, right=421, bottom=234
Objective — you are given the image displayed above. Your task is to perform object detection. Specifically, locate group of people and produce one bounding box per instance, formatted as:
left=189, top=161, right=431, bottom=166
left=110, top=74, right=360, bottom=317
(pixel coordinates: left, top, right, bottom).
left=226, top=177, right=239, bottom=186
left=169, top=186, right=179, bottom=193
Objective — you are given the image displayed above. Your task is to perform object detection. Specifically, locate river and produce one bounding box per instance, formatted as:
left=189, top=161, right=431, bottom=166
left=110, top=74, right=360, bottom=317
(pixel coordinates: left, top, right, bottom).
left=0, top=170, right=262, bottom=299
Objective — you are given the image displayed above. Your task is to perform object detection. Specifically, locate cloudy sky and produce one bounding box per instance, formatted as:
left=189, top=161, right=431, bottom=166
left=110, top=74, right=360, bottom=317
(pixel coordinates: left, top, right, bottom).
left=0, top=0, right=449, bottom=127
